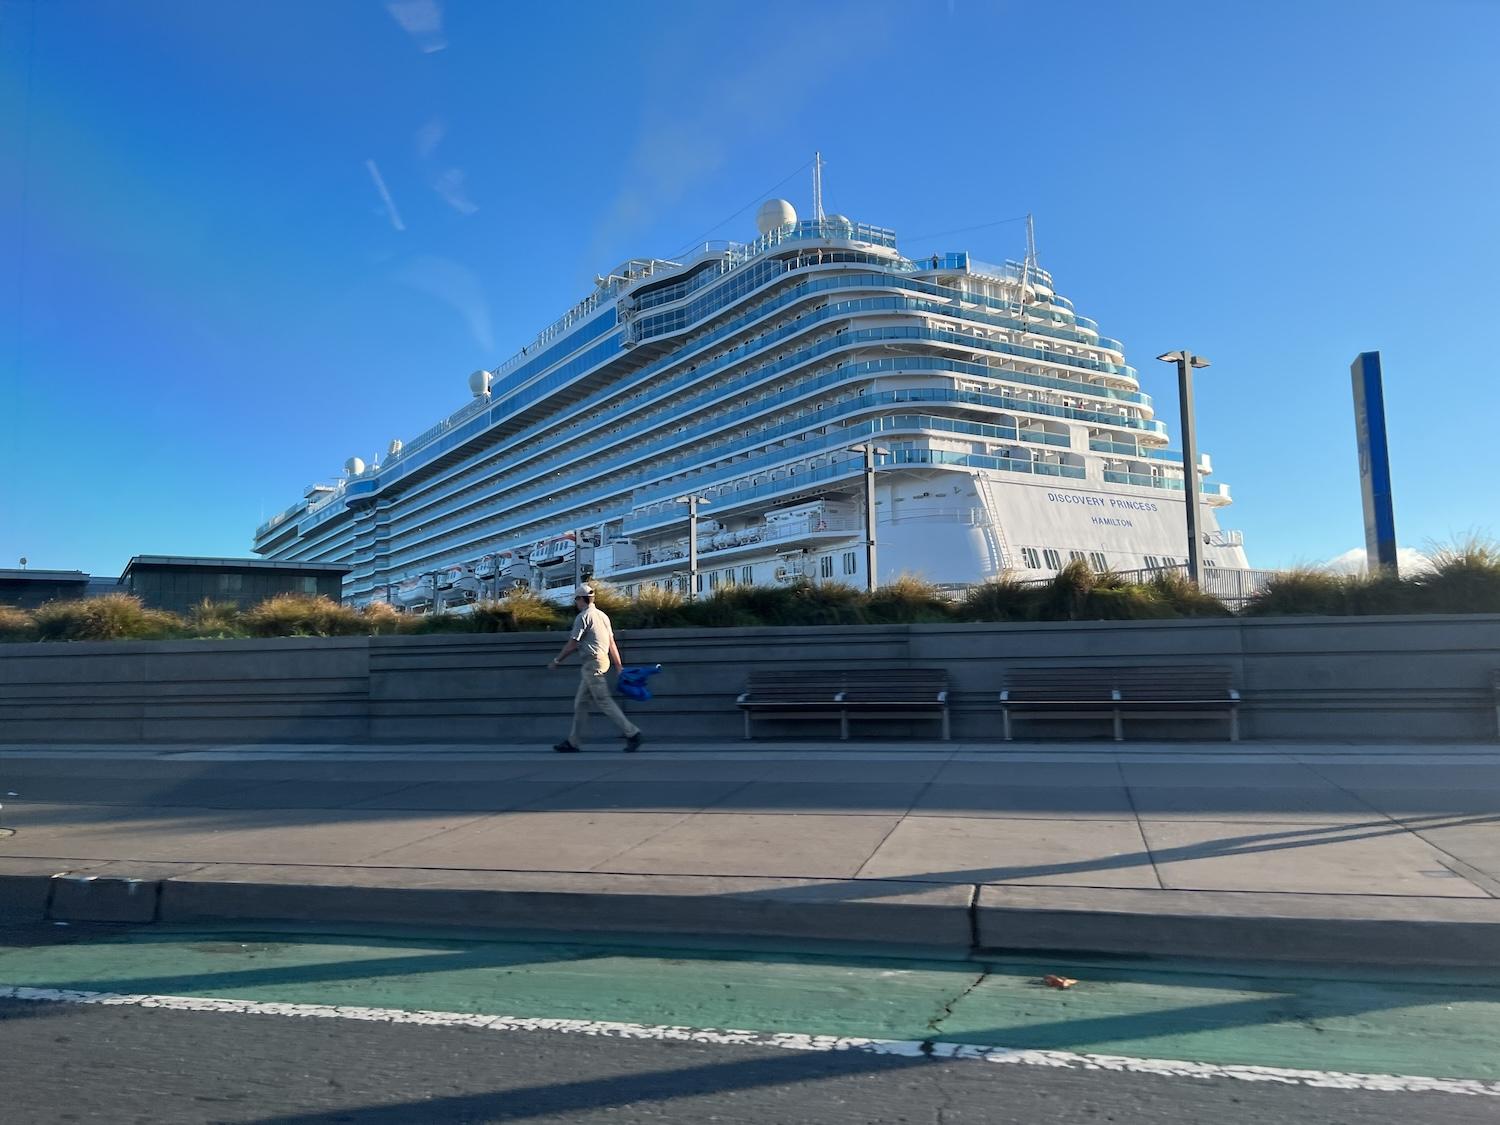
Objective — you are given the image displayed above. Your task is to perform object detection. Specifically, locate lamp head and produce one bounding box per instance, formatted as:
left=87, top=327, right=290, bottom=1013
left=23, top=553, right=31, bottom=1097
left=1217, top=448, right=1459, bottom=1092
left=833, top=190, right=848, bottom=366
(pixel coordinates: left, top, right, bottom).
left=1157, top=351, right=1210, bottom=369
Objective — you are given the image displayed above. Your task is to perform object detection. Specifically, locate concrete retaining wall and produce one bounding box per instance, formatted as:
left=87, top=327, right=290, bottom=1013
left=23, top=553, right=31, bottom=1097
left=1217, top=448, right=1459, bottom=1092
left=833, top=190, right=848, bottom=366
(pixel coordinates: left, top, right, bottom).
left=1, top=615, right=1496, bottom=744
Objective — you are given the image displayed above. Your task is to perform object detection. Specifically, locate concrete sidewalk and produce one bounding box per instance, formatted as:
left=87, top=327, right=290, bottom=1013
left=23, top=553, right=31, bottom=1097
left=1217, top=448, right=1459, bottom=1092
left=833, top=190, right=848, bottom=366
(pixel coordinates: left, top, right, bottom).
left=3, top=741, right=1499, bottom=965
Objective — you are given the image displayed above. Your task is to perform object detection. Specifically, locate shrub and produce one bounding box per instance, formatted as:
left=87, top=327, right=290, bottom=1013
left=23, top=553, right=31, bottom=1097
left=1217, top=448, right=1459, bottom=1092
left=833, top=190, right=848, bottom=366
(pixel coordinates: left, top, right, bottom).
left=31, top=594, right=183, bottom=641
left=185, top=599, right=246, bottom=638
left=500, top=587, right=568, bottom=632
left=680, top=586, right=764, bottom=628
left=785, top=579, right=868, bottom=626
left=399, top=610, right=473, bottom=634
left=359, top=601, right=404, bottom=635
left=0, top=604, right=36, bottom=641
left=1145, top=570, right=1233, bottom=617
left=240, top=593, right=366, bottom=637
left=689, top=583, right=801, bottom=627
left=1033, top=560, right=1097, bottom=621
left=864, top=574, right=954, bottom=624
left=615, top=584, right=693, bottom=629
left=1415, top=536, right=1500, bottom=614
left=1241, top=569, right=1350, bottom=617
left=957, top=575, right=1033, bottom=622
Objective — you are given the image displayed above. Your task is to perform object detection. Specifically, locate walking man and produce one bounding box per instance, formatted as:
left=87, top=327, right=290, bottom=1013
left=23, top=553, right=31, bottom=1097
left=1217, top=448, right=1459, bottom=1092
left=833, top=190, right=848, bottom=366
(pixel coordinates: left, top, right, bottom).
left=547, top=584, right=642, bottom=753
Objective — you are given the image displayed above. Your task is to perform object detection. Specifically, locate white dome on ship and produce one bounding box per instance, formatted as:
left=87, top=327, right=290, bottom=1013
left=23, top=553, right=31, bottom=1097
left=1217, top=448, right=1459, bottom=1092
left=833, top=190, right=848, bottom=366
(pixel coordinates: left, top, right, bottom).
left=756, top=199, right=797, bottom=236
left=826, top=213, right=852, bottom=227
left=344, top=456, right=366, bottom=476
left=468, top=369, right=493, bottom=397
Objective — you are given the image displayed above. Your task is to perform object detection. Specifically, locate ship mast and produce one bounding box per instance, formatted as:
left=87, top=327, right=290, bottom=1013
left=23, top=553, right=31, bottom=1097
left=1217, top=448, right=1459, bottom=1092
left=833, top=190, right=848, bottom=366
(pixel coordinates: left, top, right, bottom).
left=812, top=151, right=825, bottom=222
left=1018, top=211, right=1038, bottom=318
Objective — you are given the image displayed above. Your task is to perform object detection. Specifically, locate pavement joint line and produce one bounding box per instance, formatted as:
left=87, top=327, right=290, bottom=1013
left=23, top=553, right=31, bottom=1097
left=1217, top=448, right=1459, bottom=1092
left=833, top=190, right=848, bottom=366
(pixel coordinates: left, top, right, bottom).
left=1, top=985, right=1497, bottom=1097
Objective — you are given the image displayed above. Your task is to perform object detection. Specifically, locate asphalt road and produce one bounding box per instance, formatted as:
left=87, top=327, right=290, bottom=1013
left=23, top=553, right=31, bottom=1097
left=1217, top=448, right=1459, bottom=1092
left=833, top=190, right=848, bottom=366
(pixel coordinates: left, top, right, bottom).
left=3, top=922, right=1499, bottom=1123
left=6, top=995, right=1500, bottom=1125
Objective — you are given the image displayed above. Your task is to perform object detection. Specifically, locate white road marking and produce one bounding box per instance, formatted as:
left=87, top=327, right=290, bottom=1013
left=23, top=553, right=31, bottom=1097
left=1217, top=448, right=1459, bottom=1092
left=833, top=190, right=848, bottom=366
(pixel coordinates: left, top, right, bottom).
left=2, top=985, right=1496, bottom=1097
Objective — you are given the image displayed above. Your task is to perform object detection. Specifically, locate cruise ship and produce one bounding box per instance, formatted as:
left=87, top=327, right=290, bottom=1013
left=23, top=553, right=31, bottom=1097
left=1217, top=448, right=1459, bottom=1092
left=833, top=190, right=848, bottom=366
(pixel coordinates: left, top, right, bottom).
left=252, top=195, right=1249, bottom=610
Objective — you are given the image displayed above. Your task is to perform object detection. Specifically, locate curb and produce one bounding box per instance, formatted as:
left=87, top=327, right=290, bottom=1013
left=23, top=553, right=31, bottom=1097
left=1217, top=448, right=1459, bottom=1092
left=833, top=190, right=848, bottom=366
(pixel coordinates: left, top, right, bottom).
left=5, top=860, right=1500, bottom=966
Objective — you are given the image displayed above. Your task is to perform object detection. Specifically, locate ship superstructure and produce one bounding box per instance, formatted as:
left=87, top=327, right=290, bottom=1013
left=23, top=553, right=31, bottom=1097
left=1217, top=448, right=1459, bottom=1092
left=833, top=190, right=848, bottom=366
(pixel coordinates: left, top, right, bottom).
left=254, top=197, right=1247, bottom=609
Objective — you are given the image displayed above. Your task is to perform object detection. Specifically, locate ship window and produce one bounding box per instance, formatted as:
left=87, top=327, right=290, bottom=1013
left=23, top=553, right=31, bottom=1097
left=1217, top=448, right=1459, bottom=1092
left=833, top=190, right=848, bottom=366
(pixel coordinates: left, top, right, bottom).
left=1089, top=552, right=1108, bottom=571
left=742, top=565, right=753, bottom=584
left=1069, top=551, right=1086, bottom=563
left=708, top=572, right=718, bottom=590
left=696, top=574, right=704, bottom=593
left=820, top=556, right=834, bottom=578
left=1205, top=559, right=1218, bottom=567
left=1144, top=555, right=1160, bottom=569
left=1021, top=547, right=1041, bottom=568
left=1042, top=549, right=1061, bottom=569
left=722, top=568, right=735, bottom=585
left=843, top=552, right=858, bottom=575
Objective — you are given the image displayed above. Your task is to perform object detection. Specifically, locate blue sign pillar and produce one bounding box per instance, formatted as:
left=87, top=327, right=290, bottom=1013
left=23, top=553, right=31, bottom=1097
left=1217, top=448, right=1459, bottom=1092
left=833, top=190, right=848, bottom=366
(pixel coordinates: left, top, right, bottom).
left=1351, top=351, right=1398, bottom=575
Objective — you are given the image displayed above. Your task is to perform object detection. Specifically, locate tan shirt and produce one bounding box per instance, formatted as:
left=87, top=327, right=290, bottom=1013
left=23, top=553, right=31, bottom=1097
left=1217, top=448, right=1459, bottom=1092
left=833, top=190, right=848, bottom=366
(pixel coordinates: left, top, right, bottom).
left=569, top=605, right=615, bottom=674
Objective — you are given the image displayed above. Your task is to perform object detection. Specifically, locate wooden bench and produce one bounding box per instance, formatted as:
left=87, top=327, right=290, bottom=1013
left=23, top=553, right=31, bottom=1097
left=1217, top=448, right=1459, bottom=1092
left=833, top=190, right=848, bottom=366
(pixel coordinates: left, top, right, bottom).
left=737, top=669, right=950, bottom=741
left=1000, top=665, right=1240, bottom=742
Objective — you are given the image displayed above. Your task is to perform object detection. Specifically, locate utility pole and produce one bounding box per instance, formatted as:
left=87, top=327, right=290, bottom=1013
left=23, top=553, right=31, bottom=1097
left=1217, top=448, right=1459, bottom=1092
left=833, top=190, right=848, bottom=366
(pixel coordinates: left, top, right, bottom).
left=849, top=444, right=890, bottom=593
left=1156, top=351, right=1211, bottom=584
left=675, top=496, right=710, bottom=601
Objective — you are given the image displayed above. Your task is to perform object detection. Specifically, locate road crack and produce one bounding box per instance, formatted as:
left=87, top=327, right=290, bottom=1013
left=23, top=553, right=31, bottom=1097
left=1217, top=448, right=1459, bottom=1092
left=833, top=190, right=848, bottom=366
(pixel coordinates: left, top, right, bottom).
left=921, top=963, right=991, bottom=1054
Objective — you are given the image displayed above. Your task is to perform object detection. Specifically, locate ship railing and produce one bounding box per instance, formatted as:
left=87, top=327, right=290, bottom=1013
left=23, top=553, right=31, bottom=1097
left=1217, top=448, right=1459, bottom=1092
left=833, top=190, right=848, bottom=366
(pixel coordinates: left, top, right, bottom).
left=629, top=272, right=1130, bottom=373
left=1103, top=470, right=1187, bottom=491
left=623, top=447, right=1085, bottom=536
left=368, top=367, right=1150, bottom=565
left=358, top=273, right=1136, bottom=523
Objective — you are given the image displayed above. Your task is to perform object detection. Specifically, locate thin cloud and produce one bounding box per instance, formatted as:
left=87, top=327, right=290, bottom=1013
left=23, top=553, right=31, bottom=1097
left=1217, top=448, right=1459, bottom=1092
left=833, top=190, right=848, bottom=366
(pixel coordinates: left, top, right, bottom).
left=394, top=255, right=494, bottom=354
left=415, top=118, right=445, bottom=160
left=585, top=2, right=893, bottom=276
left=365, top=159, right=406, bottom=232
left=431, top=168, right=478, bottom=216
left=385, top=0, right=447, bottom=53
left=414, top=117, right=477, bottom=216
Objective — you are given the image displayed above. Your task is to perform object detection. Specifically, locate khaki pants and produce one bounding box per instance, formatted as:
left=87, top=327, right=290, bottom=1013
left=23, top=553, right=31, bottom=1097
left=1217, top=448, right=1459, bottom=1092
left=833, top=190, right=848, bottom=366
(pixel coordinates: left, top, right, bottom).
left=570, top=670, right=640, bottom=747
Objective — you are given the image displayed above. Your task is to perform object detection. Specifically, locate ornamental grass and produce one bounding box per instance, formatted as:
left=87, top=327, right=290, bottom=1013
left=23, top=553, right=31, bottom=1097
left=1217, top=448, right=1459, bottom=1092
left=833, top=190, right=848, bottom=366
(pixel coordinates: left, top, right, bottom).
left=31, top=593, right=183, bottom=641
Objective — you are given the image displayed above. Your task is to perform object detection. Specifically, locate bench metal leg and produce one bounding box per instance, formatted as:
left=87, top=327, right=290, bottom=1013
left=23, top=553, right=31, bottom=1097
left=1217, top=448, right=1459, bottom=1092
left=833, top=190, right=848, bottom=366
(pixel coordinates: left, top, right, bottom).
left=941, top=707, right=950, bottom=741
left=744, top=710, right=752, bottom=741
left=1230, top=704, right=1240, bottom=743
left=1112, top=708, right=1123, bottom=741
left=840, top=710, right=849, bottom=740
left=1003, top=707, right=1012, bottom=741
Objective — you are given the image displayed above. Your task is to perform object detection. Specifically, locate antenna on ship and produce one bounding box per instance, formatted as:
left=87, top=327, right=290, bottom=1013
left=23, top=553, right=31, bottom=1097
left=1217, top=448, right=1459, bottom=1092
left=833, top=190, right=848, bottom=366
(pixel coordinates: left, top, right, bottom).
left=812, top=151, right=825, bottom=222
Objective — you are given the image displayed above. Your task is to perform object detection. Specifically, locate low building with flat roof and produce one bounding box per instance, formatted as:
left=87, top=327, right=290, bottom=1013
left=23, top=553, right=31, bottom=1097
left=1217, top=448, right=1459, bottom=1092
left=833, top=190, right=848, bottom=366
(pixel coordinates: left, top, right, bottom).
left=119, top=556, right=349, bottom=615
left=0, top=569, right=93, bottom=610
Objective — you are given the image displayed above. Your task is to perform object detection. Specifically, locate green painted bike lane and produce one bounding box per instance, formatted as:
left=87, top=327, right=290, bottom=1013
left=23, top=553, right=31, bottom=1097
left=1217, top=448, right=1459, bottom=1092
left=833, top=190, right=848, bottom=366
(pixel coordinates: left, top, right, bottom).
left=3, top=923, right=1500, bottom=1082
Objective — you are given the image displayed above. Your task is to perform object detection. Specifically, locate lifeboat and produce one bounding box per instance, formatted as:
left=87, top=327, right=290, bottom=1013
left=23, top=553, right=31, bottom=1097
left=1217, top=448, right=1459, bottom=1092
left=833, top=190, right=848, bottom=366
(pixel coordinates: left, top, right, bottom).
left=392, top=574, right=435, bottom=608
left=473, top=550, right=513, bottom=580
left=533, top=531, right=577, bottom=567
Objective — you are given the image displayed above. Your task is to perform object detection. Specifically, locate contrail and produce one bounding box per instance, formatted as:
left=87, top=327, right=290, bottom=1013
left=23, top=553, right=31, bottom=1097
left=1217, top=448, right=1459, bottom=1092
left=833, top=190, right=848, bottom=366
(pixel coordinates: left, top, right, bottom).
left=365, top=159, right=406, bottom=232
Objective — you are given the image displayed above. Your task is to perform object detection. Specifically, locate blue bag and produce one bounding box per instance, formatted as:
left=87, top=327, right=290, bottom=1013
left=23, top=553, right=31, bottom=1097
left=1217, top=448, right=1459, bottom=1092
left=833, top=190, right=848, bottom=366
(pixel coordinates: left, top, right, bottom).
left=617, top=663, right=663, bottom=701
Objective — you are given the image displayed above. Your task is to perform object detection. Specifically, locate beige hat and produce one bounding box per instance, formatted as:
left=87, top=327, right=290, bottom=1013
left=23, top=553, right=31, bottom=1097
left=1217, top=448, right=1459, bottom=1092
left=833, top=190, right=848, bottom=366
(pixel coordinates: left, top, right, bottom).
left=573, top=584, right=595, bottom=599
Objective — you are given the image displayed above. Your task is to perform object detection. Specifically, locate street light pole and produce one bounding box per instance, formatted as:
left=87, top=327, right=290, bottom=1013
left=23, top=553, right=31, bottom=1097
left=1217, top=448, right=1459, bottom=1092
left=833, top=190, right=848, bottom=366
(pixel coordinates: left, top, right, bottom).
left=848, top=444, right=891, bottom=593
left=1156, top=350, right=1211, bottom=585
left=675, top=495, right=711, bottom=601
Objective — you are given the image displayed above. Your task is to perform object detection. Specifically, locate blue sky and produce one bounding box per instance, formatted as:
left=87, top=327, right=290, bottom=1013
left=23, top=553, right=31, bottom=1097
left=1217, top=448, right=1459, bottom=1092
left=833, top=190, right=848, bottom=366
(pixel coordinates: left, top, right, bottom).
left=2, top=0, right=1497, bottom=578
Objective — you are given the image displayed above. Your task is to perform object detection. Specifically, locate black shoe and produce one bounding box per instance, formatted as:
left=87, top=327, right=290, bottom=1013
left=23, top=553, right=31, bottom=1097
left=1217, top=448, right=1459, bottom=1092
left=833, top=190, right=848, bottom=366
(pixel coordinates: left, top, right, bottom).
left=623, top=733, right=642, bottom=753
left=553, top=740, right=580, bottom=753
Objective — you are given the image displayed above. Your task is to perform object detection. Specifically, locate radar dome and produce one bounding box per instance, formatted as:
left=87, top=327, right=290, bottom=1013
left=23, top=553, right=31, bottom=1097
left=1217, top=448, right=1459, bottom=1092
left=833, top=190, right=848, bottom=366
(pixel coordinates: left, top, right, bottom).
left=826, top=213, right=853, bottom=229
left=344, top=457, right=366, bottom=476
left=756, top=199, right=797, bottom=236
left=468, top=369, right=493, bottom=397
